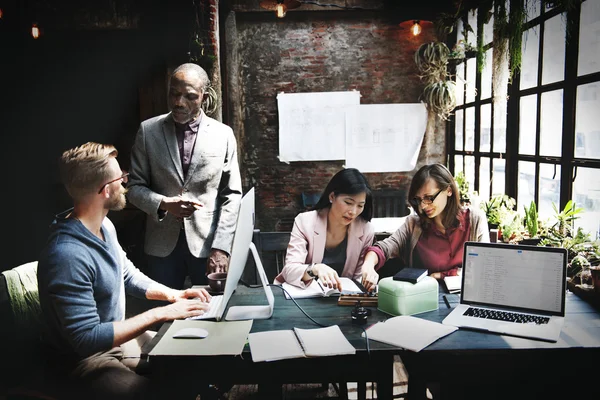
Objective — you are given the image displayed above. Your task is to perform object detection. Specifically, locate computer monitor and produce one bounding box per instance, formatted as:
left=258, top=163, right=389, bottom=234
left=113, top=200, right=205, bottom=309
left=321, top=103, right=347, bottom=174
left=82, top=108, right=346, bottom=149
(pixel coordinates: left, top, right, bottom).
left=220, top=187, right=274, bottom=321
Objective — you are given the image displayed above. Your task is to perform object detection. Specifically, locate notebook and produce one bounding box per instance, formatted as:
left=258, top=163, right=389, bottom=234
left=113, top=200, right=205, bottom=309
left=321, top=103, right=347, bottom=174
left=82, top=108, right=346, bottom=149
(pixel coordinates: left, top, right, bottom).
left=442, top=242, right=567, bottom=342
left=443, top=275, right=462, bottom=294
left=393, top=267, right=428, bottom=284
left=281, top=277, right=364, bottom=299
left=248, top=325, right=356, bottom=362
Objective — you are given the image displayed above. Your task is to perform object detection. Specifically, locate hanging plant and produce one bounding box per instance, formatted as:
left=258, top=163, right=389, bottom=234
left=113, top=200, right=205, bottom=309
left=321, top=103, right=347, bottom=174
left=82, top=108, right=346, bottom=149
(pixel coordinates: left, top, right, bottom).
left=415, top=42, right=457, bottom=120
left=420, top=81, right=457, bottom=121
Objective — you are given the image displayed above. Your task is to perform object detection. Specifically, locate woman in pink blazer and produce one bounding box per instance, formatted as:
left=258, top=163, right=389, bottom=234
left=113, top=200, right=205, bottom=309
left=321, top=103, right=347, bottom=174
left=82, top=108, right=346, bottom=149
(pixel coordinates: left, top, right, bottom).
left=275, top=168, right=375, bottom=291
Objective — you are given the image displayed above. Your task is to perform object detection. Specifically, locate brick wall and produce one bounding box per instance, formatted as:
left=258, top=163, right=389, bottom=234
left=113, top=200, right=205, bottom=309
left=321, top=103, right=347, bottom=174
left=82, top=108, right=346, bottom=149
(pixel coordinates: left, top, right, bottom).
left=225, top=11, right=446, bottom=231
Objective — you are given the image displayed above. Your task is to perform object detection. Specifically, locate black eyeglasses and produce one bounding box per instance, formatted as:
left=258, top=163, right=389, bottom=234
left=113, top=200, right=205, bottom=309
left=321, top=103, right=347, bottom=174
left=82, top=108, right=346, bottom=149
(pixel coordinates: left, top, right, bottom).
left=410, top=188, right=444, bottom=208
left=98, top=172, right=129, bottom=194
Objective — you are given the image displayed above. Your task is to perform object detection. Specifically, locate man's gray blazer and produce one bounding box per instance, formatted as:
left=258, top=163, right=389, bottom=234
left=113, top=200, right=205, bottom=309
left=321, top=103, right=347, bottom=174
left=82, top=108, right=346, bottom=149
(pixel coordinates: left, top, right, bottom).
left=127, top=111, right=242, bottom=258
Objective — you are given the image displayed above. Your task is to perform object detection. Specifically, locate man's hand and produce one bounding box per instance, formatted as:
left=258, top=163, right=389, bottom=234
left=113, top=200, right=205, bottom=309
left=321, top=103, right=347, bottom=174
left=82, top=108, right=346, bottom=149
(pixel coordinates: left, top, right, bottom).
left=207, top=249, right=229, bottom=274
left=159, top=299, right=210, bottom=321
left=160, top=196, right=202, bottom=219
left=172, top=287, right=211, bottom=303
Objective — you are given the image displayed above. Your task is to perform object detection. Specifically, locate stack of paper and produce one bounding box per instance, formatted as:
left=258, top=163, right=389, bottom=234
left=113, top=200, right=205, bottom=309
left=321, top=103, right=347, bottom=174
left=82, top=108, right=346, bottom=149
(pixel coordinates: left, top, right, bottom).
left=365, top=316, right=457, bottom=352
left=444, top=276, right=462, bottom=294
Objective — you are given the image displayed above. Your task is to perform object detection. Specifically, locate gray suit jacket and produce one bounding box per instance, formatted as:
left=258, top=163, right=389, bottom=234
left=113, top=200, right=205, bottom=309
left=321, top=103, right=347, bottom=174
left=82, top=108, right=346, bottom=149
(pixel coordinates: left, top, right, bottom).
left=127, top=111, right=242, bottom=258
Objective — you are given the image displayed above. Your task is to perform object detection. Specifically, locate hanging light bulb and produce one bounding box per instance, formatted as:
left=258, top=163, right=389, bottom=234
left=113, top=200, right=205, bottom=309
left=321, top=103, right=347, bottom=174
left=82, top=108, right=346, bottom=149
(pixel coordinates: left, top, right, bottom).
left=31, top=23, right=40, bottom=39
left=411, top=20, right=422, bottom=36
left=0, top=8, right=4, bottom=19
left=275, top=2, right=287, bottom=18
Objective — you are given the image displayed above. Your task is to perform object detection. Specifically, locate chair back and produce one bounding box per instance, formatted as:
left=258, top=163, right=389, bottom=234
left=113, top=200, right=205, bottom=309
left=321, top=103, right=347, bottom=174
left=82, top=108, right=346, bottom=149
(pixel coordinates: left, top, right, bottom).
left=372, top=190, right=409, bottom=218
left=252, top=230, right=291, bottom=282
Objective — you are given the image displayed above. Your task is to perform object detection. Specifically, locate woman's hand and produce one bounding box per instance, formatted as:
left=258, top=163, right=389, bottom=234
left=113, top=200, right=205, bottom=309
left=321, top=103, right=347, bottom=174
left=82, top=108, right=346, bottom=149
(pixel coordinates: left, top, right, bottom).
left=310, top=263, right=342, bottom=291
left=361, top=266, right=379, bottom=292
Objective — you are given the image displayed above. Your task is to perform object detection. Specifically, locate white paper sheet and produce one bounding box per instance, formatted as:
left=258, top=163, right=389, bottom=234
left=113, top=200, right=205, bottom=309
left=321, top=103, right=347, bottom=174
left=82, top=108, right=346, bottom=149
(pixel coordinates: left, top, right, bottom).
left=277, top=91, right=361, bottom=162
left=365, top=315, right=457, bottom=352
left=345, top=103, right=428, bottom=172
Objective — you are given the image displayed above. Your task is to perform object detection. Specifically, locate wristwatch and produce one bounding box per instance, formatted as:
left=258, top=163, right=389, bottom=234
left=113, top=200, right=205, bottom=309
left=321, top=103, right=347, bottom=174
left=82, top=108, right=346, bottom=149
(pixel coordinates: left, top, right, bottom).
left=306, top=263, right=318, bottom=279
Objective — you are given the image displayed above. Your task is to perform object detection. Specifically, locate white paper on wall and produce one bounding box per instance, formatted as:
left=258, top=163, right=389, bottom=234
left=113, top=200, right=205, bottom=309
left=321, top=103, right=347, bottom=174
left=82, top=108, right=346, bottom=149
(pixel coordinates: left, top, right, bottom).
left=277, top=91, right=361, bottom=162
left=345, top=103, right=428, bottom=173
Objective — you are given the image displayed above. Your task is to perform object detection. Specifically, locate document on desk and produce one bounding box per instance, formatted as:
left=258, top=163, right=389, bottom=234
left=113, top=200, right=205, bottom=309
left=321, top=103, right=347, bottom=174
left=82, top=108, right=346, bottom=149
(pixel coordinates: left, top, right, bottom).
left=249, top=325, right=356, bottom=362
left=443, top=276, right=462, bottom=294
left=282, top=277, right=363, bottom=299
left=365, top=316, right=457, bottom=352
left=148, top=319, right=253, bottom=356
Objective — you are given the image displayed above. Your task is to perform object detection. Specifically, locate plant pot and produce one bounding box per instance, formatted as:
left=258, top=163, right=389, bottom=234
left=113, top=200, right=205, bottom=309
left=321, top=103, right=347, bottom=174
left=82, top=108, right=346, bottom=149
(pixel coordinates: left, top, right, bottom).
left=519, top=238, right=542, bottom=246
left=590, top=266, right=600, bottom=296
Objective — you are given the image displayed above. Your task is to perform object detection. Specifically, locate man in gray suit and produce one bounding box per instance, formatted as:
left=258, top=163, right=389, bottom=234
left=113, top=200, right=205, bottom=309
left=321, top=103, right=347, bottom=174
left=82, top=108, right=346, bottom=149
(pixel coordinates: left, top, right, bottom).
left=128, top=63, right=242, bottom=290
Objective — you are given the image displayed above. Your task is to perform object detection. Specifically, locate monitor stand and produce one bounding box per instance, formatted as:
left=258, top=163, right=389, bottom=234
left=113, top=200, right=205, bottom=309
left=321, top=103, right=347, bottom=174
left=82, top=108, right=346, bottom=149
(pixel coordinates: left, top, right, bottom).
left=225, top=242, right=275, bottom=321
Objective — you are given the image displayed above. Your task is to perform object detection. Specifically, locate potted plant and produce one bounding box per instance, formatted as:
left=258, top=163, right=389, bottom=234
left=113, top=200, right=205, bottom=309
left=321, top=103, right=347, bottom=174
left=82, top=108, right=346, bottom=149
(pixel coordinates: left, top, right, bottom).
left=454, top=171, right=471, bottom=206
left=520, top=200, right=541, bottom=245
left=480, top=194, right=515, bottom=230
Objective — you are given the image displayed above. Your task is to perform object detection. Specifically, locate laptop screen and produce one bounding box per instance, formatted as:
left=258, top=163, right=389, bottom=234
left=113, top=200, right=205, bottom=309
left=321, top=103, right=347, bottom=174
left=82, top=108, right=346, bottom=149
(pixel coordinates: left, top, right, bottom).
left=461, top=242, right=567, bottom=316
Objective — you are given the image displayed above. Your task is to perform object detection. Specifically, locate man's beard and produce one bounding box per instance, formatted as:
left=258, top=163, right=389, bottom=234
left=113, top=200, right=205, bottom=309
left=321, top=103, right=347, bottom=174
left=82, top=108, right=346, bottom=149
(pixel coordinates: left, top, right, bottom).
left=107, top=187, right=127, bottom=211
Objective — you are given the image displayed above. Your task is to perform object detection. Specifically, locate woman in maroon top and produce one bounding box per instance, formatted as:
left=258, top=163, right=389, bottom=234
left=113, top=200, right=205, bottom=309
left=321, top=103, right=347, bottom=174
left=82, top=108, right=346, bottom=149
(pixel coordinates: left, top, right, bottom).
left=360, top=163, right=489, bottom=291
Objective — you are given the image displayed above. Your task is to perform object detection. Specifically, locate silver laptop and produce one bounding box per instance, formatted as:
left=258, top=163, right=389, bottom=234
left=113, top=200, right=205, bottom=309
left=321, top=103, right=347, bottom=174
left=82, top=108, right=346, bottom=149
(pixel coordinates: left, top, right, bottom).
left=442, top=241, right=567, bottom=342
left=191, top=187, right=275, bottom=321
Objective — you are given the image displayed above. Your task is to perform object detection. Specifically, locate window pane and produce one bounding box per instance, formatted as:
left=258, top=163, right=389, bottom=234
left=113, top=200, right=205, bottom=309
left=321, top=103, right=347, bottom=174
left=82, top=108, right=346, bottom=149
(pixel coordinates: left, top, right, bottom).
left=455, top=155, right=464, bottom=174
left=457, top=18, right=465, bottom=45
left=538, top=163, right=561, bottom=220
left=518, top=161, right=536, bottom=213
left=573, top=167, right=600, bottom=238
left=466, top=57, right=477, bottom=103
left=467, top=10, right=477, bottom=49
left=542, top=14, right=566, bottom=85
left=479, top=157, right=490, bottom=201
left=465, top=107, right=475, bottom=152
left=481, top=48, right=493, bottom=100
left=480, top=103, right=491, bottom=152
left=519, top=95, right=537, bottom=155
left=492, top=158, right=505, bottom=196
left=521, top=26, right=540, bottom=90
left=483, top=9, right=494, bottom=45
left=526, top=0, right=541, bottom=22
left=465, top=155, right=475, bottom=196
left=455, top=109, right=464, bottom=151
left=575, top=82, right=600, bottom=160
left=578, top=0, right=600, bottom=76
left=493, top=96, right=507, bottom=153
left=455, top=63, right=465, bottom=106
left=539, top=90, right=563, bottom=157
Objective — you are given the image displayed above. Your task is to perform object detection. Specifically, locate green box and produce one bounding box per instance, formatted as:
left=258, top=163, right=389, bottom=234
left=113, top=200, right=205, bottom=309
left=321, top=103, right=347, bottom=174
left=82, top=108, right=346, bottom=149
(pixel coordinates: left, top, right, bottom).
left=377, top=276, right=439, bottom=316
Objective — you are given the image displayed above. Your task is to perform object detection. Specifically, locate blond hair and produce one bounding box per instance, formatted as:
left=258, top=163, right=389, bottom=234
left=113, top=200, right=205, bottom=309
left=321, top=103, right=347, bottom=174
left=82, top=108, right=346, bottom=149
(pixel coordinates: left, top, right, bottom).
left=59, top=142, right=118, bottom=200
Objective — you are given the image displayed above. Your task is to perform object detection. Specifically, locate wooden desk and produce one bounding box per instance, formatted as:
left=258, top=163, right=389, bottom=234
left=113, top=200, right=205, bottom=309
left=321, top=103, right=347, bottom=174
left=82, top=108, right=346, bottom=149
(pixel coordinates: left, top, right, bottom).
left=144, top=285, right=400, bottom=399
left=403, top=290, right=600, bottom=400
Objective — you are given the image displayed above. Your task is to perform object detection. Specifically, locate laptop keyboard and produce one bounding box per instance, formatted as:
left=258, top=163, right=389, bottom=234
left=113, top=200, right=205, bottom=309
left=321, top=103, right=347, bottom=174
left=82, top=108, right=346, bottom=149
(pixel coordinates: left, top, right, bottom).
left=464, top=307, right=550, bottom=325
left=188, top=295, right=223, bottom=320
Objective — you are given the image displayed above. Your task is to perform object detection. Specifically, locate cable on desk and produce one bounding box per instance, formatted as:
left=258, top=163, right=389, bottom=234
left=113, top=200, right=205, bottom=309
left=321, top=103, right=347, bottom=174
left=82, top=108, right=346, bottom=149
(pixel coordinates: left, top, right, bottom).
left=268, top=284, right=327, bottom=328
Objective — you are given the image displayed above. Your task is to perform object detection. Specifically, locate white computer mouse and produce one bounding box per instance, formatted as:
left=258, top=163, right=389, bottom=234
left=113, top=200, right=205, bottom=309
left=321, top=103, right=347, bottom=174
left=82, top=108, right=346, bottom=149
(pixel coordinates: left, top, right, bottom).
left=172, top=327, right=209, bottom=339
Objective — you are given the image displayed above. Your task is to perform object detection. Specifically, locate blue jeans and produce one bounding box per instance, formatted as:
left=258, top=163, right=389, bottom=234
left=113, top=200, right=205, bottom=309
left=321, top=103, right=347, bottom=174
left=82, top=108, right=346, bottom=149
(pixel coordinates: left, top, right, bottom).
left=144, top=230, right=208, bottom=289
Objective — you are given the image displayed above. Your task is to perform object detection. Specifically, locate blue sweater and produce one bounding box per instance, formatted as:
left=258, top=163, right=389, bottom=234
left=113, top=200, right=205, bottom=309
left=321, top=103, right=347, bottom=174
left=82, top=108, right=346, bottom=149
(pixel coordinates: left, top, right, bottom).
left=38, top=216, right=152, bottom=359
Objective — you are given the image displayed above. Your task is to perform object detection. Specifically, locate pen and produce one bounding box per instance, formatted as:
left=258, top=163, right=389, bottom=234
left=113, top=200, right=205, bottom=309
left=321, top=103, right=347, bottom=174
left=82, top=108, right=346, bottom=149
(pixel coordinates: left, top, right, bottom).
left=315, top=278, right=326, bottom=294
left=443, top=295, right=451, bottom=309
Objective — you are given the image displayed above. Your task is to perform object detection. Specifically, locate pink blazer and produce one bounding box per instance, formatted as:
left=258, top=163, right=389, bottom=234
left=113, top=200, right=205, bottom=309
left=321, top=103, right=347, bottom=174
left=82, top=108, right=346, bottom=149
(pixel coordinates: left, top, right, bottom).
left=275, top=209, right=375, bottom=287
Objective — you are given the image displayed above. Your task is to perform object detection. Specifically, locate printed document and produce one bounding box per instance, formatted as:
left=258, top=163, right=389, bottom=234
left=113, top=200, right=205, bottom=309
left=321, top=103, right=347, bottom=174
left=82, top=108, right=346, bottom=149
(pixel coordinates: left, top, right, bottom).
left=282, top=277, right=363, bottom=299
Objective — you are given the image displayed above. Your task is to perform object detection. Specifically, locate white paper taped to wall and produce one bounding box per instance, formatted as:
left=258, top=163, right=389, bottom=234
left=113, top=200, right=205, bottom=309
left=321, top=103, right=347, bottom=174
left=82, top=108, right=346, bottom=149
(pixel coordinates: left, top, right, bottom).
left=345, top=103, right=427, bottom=173
left=277, top=91, right=361, bottom=162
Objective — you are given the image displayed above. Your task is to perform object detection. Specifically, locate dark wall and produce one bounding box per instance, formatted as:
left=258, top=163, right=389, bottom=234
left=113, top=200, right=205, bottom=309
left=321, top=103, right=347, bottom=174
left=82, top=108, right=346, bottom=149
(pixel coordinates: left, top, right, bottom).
left=0, top=7, right=190, bottom=271
left=226, top=10, right=446, bottom=231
